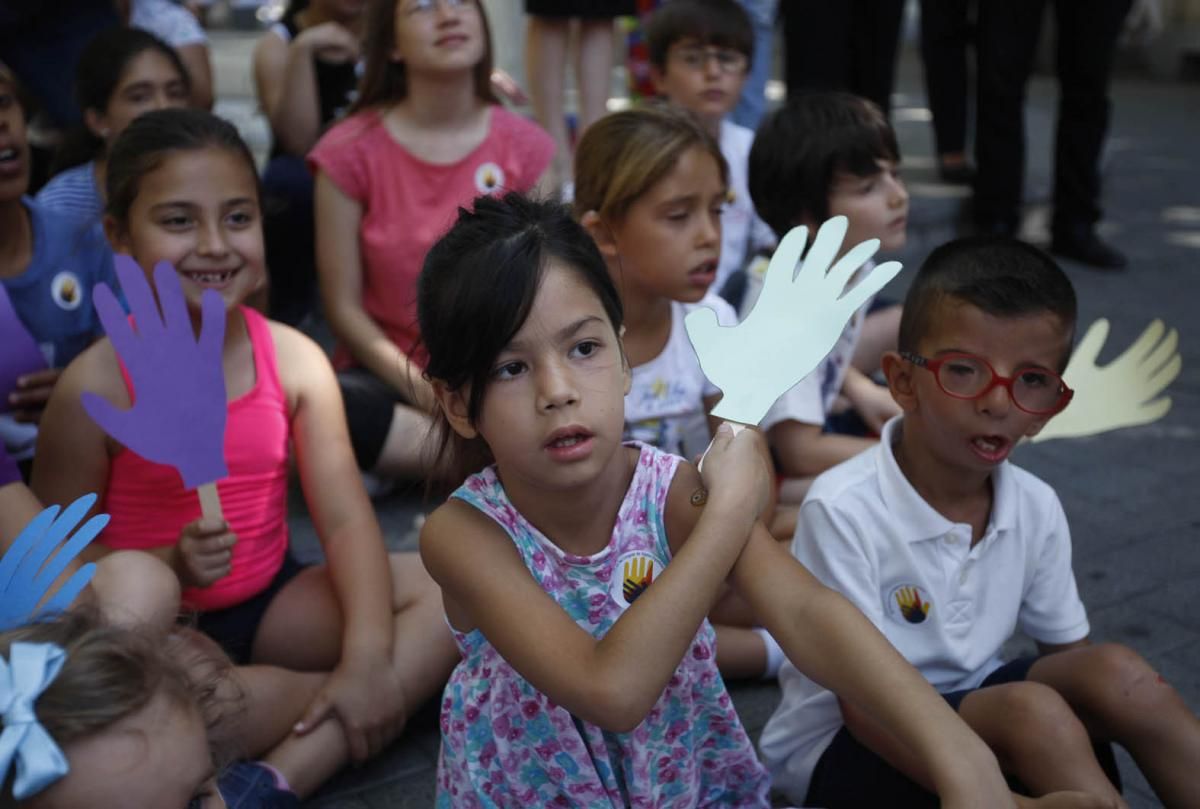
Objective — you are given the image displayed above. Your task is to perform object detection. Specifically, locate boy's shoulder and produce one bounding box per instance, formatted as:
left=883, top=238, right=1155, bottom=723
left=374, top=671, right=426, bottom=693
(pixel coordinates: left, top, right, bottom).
left=719, top=119, right=755, bottom=151
left=805, top=440, right=886, bottom=511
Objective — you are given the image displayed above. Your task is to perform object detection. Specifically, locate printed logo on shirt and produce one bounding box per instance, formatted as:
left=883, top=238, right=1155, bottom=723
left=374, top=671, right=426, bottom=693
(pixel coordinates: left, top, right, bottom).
left=50, top=271, right=83, bottom=311
left=886, top=584, right=932, bottom=625
left=474, top=162, right=505, bottom=195
left=612, top=549, right=663, bottom=607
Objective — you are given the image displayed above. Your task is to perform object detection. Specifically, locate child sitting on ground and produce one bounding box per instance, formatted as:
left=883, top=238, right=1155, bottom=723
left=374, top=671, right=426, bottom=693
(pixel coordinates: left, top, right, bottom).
left=32, top=108, right=457, bottom=803
left=761, top=236, right=1200, bottom=808
left=0, top=61, right=117, bottom=471
left=748, top=90, right=908, bottom=491
left=0, top=610, right=230, bottom=809
left=645, top=0, right=774, bottom=293
left=416, top=191, right=1027, bottom=807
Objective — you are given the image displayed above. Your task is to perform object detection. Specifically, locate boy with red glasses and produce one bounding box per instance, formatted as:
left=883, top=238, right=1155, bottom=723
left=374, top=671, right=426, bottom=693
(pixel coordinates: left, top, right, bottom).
left=761, top=236, right=1200, bottom=808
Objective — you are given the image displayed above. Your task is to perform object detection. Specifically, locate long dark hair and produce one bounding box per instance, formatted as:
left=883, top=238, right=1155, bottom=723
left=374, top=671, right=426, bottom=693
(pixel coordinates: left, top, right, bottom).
left=418, top=192, right=623, bottom=487
left=351, top=0, right=496, bottom=113
left=51, top=27, right=190, bottom=176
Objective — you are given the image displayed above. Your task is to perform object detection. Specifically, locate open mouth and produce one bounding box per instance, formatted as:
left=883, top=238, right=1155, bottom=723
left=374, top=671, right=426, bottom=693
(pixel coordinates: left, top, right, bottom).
left=689, top=261, right=717, bottom=284
left=182, top=268, right=239, bottom=287
left=546, top=431, right=591, bottom=450
left=0, top=148, right=17, bottom=163
left=970, top=434, right=1011, bottom=462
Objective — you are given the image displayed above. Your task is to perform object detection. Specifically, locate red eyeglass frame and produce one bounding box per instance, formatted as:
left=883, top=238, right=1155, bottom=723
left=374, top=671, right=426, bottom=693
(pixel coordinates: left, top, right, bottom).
left=900, top=351, right=1074, bottom=415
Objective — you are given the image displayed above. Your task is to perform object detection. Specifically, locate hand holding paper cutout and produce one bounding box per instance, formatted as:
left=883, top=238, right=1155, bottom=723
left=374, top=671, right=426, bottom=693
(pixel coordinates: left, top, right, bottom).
left=686, top=216, right=902, bottom=425
left=0, top=283, right=49, bottom=415
left=0, top=494, right=105, bottom=631
left=1031, top=318, right=1181, bottom=443
left=81, top=256, right=228, bottom=491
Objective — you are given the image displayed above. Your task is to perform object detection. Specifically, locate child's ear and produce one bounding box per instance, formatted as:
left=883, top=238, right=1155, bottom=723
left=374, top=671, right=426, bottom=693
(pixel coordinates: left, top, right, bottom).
left=83, top=107, right=110, bottom=141
left=882, top=351, right=917, bottom=412
left=649, top=63, right=667, bottom=96
left=580, top=210, right=619, bottom=260
left=102, top=215, right=129, bottom=254
left=432, top=380, right=478, bottom=439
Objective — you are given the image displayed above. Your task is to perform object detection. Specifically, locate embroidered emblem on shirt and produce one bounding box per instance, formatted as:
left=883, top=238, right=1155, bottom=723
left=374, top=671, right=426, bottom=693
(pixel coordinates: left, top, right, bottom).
left=474, top=162, right=505, bottom=194
left=612, top=549, right=661, bottom=607
left=50, top=271, right=82, bottom=311
left=887, top=584, right=932, bottom=625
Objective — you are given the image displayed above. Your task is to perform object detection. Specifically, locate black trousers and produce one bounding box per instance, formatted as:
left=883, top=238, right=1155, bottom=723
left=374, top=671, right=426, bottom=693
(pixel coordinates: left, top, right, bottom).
left=782, top=0, right=906, bottom=115
left=973, top=0, right=1132, bottom=232
left=919, top=0, right=974, bottom=157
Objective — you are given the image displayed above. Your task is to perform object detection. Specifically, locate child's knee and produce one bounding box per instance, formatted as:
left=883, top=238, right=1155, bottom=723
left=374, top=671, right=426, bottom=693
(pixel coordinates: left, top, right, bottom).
left=92, top=550, right=181, bottom=632
left=1074, top=643, right=1172, bottom=726
left=981, top=682, right=1091, bottom=765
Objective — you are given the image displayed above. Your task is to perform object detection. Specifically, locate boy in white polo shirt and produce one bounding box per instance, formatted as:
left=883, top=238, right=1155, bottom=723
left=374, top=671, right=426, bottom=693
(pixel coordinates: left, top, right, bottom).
left=761, top=237, right=1200, bottom=808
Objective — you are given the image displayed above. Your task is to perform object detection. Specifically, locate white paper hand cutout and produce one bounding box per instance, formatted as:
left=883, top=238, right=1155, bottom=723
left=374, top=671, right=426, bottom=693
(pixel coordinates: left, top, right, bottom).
left=685, top=216, right=902, bottom=426
left=1031, top=318, right=1181, bottom=443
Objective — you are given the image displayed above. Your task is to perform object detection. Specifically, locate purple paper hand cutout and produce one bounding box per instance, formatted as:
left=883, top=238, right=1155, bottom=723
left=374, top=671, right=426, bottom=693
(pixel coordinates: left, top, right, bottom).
left=0, top=284, right=49, bottom=413
left=81, top=256, right=228, bottom=490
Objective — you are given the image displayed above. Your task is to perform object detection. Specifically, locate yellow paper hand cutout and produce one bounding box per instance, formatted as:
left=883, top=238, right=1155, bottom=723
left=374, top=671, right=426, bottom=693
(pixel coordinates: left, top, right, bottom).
left=1031, top=318, right=1181, bottom=443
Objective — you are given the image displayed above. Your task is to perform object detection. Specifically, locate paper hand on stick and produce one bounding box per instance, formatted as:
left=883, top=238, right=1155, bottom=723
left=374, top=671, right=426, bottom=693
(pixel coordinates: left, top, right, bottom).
left=0, top=284, right=49, bottom=414
left=686, top=216, right=902, bottom=426
left=1031, top=318, right=1181, bottom=443
left=0, top=494, right=106, bottom=631
left=81, top=256, right=228, bottom=517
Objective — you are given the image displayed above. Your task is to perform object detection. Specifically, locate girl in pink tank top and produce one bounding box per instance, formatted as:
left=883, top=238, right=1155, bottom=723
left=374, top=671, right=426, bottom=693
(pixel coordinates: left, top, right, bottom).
left=32, top=108, right=458, bottom=802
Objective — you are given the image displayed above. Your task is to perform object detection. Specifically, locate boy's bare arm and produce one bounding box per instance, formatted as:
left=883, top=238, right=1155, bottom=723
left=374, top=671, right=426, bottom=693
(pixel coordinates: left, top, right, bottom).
left=769, top=419, right=875, bottom=478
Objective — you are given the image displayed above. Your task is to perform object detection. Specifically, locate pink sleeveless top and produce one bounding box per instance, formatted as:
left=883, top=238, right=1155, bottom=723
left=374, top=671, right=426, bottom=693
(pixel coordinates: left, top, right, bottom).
left=101, top=307, right=291, bottom=611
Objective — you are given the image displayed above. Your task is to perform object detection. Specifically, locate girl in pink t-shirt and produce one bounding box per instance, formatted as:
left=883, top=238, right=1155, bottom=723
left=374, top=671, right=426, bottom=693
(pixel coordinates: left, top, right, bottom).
left=33, top=108, right=458, bottom=801
left=309, top=0, right=555, bottom=480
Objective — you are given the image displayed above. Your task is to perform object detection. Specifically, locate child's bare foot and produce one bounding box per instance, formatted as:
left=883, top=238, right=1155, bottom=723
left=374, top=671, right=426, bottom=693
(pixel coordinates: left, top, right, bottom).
left=1016, top=790, right=1124, bottom=809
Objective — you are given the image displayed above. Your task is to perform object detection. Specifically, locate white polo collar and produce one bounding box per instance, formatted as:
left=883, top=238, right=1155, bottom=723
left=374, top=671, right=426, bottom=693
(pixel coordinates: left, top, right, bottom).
left=875, top=417, right=1018, bottom=544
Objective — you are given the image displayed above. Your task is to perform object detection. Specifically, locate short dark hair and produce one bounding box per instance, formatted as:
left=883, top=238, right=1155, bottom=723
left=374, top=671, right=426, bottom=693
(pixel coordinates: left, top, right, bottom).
left=106, top=108, right=258, bottom=226
left=418, top=192, right=624, bottom=485
left=899, top=237, right=1078, bottom=369
left=645, top=0, right=754, bottom=70
left=748, top=91, right=899, bottom=238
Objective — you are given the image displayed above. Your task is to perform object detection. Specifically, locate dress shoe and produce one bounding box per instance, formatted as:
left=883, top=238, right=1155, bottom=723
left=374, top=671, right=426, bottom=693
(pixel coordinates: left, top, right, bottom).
left=1051, top=226, right=1127, bottom=270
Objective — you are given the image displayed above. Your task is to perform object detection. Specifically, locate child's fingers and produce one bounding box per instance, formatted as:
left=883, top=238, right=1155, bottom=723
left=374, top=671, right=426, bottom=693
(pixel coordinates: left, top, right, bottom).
left=294, top=692, right=335, bottom=737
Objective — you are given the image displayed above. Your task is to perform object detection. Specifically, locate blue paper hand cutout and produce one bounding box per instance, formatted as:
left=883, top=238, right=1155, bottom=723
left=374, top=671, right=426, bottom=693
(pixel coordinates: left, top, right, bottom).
left=81, top=256, right=228, bottom=490
left=0, top=494, right=106, bottom=631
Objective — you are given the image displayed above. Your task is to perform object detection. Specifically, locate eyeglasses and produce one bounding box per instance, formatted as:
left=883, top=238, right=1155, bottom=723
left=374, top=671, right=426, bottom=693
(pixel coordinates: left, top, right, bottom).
left=900, top=351, right=1074, bottom=415
left=670, top=46, right=748, bottom=74
left=403, top=0, right=472, bottom=16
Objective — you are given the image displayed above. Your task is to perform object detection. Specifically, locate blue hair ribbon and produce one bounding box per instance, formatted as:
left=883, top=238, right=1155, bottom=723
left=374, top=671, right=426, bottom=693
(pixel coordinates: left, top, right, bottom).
left=0, top=642, right=69, bottom=799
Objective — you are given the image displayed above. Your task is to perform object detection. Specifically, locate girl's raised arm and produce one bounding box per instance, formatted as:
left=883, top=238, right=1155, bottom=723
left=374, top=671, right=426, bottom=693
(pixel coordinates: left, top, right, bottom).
left=313, top=172, right=434, bottom=410
left=421, top=426, right=766, bottom=733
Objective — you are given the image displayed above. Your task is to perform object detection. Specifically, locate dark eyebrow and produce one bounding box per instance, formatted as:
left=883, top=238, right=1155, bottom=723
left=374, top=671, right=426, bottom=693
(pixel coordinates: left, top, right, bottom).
left=121, top=81, right=155, bottom=95
left=506, top=316, right=606, bottom=352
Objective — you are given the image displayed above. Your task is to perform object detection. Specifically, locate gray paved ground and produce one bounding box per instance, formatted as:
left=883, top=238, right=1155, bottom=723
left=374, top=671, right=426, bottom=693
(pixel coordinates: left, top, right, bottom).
left=206, top=19, right=1200, bottom=809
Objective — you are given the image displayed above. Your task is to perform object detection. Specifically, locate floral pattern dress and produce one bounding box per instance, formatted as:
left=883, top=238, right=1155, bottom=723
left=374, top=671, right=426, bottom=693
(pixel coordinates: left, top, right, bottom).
left=436, top=442, right=771, bottom=807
